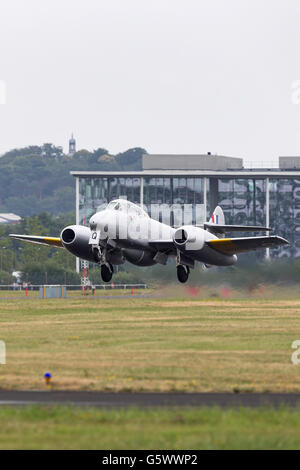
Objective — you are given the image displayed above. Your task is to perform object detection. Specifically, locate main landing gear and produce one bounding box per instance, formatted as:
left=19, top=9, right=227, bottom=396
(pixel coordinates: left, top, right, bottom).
left=100, top=263, right=114, bottom=283
left=176, top=264, right=190, bottom=283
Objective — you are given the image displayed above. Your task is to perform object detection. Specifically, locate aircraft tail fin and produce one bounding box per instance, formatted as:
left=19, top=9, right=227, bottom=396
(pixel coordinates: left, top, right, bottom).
left=205, top=206, right=272, bottom=234
left=208, top=206, right=225, bottom=225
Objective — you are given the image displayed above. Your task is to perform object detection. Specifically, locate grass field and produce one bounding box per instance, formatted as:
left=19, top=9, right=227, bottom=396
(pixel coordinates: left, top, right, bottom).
left=0, top=288, right=299, bottom=393
left=0, top=405, right=300, bottom=450
left=0, top=289, right=300, bottom=450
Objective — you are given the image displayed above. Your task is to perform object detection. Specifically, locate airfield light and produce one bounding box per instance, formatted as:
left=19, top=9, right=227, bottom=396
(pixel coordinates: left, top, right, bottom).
left=44, top=372, right=52, bottom=385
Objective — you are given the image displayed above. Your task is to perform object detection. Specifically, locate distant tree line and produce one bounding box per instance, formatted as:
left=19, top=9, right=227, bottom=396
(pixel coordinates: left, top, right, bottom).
left=0, top=212, right=78, bottom=284
left=0, top=144, right=146, bottom=216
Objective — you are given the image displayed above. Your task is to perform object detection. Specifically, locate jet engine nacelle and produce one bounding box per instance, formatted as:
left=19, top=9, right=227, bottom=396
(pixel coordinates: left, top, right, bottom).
left=173, top=225, right=205, bottom=253
left=61, top=225, right=96, bottom=262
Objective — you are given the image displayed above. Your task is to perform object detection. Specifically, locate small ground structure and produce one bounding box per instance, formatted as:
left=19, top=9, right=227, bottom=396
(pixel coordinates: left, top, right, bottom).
left=39, top=285, right=66, bottom=299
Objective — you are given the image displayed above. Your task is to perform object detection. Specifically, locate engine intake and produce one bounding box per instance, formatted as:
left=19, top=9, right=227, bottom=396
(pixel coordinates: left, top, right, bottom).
left=60, top=225, right=95, bottom=262
left=173, top=225, right=205, bottom=252
left=174, top=229, right=188, bottom=245
left=61, top=228, right=76, bottom=244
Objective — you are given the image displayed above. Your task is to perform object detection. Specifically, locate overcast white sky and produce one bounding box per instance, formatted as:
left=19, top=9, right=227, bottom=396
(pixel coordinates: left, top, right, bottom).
left=0, top=0, right=300, bottom=163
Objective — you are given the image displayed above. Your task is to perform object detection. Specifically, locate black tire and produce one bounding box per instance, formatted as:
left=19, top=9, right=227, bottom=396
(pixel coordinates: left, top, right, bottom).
left=101, top=264, right=113, bottom=283
left=177, top=265, right=190, bottom=283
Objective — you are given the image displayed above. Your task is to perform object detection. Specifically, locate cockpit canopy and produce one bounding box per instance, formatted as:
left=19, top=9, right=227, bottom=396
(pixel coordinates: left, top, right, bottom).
left=107, top=199, right=149, bottom=218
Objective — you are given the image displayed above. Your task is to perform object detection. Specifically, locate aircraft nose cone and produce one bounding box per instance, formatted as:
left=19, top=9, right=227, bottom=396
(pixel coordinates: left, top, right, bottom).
left=89, top=211, right=110, bottom=232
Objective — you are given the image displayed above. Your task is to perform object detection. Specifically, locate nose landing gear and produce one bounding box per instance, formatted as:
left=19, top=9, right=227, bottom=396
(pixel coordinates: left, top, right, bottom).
left=92, top=244, right=114, bottom=283
left=90, top=233, right=115, bottom=283
left=176, top=264, right=190, bottom=283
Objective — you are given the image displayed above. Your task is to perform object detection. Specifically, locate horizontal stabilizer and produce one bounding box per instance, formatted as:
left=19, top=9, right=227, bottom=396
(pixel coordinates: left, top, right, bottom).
left=207, top=236, right=288, bottom=255
left=9, top=234, right=63, bottom=248
left=204, top=223, right=272, bottom=233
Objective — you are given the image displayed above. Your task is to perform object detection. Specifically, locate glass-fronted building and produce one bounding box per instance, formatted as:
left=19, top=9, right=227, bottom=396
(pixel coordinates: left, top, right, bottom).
left=71, top=155, right=300, bottom=259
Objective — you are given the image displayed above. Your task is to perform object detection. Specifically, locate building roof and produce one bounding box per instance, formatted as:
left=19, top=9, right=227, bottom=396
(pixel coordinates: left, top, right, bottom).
left=143, top=154, right=243, bottom=171
left=279, top=156, right=300, bottom=169
left=70, top=155, right=300, bottom=178
left=0, top=213, right=21, bottom=224
left=71, top=169, right=300, bottom=178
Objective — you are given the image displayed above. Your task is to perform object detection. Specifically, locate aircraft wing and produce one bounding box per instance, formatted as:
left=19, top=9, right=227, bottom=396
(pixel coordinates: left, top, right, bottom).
left=207, top=236, right=288, bottom=255
left=148, top=240, right=176, bottom=253
left=9, top=234, right=63, bottom=248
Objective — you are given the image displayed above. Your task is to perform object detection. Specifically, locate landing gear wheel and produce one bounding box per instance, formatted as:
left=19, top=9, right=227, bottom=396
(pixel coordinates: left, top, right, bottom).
left=101, top=263, right=113, bottom=283
left=177, top=265, right=190, bottom=283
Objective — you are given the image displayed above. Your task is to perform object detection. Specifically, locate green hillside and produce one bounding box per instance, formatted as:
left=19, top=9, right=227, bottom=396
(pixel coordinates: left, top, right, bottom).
left=0, top=144, right=146, bottom=216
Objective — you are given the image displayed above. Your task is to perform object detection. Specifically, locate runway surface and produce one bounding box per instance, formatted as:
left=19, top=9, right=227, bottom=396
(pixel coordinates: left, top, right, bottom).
left=0, top=391, right=300, bottom=408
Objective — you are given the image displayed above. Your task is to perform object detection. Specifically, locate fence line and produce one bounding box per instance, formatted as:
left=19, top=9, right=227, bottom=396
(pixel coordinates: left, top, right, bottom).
left=0, top=284, right=148, bottom=291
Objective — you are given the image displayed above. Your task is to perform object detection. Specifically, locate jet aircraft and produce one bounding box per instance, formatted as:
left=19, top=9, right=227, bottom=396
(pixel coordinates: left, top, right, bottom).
left=10, top=199, right=288, bottom=283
